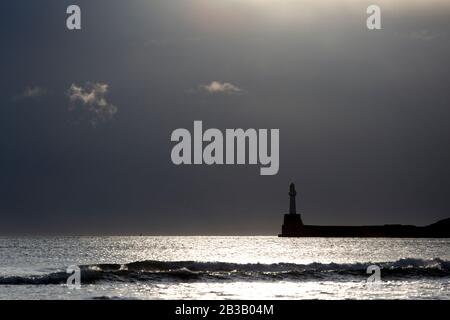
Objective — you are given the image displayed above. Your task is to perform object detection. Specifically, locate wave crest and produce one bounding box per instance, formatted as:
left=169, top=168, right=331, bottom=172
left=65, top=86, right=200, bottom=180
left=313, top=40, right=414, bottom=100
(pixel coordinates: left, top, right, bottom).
left=1, top=258, right=448, bottom=285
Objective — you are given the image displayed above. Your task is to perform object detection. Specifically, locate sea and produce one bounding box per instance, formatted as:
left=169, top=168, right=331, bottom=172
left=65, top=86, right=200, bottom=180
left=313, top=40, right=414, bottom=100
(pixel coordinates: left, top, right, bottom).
left=0, top=237, right=449, bottom=300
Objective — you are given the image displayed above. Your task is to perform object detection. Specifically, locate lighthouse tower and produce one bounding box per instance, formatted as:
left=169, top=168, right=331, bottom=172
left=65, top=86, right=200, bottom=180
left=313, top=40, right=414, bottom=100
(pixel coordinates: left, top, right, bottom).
left=289, top=183, right=297, bottom=214
left=279, top=183, right=304, bottom=237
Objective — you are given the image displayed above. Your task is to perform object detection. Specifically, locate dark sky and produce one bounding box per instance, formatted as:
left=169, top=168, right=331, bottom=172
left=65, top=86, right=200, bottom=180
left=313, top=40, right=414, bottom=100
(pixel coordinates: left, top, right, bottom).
left=1, top=0, right=450, bottom=235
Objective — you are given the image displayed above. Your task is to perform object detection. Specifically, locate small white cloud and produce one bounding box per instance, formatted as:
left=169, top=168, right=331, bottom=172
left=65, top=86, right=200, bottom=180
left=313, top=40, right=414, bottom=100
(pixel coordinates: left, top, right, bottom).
left=68, top=82, right=118, bottom=126
left=410, top=30, right=438, bottom=41
left=16, top=86, right=46, bottom=100
left=198, top=81, right=242, bottom=95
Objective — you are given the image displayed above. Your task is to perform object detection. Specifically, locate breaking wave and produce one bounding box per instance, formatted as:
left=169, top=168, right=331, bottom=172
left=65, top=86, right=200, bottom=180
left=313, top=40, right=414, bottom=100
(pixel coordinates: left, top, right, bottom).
left=1, top=258, right=449, bottom=285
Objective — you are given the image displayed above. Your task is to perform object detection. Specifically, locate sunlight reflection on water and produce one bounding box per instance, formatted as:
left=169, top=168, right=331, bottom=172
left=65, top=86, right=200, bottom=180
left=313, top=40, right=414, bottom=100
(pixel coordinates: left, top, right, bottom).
left=0, top=237, right=449, bottom=299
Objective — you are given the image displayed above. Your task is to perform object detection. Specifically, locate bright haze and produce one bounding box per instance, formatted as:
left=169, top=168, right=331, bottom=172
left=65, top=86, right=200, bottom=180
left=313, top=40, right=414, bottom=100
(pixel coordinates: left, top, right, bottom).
left=1, top=0, right=449, bottom=235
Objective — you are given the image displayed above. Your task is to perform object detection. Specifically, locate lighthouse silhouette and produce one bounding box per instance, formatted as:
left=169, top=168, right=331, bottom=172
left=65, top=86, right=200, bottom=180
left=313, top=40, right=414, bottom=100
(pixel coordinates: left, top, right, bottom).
left=279, top=183, right=304, bottom=237
left=278, top=182, right=450, bottom=237
left=289, top=183, right=297, bottom=214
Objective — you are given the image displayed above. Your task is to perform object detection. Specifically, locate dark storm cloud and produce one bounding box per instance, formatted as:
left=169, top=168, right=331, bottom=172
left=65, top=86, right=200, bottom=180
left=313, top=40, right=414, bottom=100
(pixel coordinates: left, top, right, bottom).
left=0, top=0, right=449, bottom=235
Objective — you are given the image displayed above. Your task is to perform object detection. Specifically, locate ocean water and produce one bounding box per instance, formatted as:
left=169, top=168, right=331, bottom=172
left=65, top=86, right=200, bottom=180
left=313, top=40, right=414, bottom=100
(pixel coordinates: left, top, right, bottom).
left=0, top=236, right=449, bottom=300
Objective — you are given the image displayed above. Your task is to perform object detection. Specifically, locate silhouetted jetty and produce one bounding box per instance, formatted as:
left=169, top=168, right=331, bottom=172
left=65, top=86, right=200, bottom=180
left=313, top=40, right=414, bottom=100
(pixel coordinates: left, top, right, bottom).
left=279, top=183, right=450, bottom=238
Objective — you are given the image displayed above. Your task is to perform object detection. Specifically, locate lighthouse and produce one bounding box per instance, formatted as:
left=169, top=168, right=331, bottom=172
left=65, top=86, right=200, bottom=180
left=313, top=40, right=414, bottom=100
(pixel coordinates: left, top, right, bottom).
left=289, top=183, right=297, bottom=214
left=278, top=183, right=450, bottom=237
left=279, top=183, right=304, bottom=237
